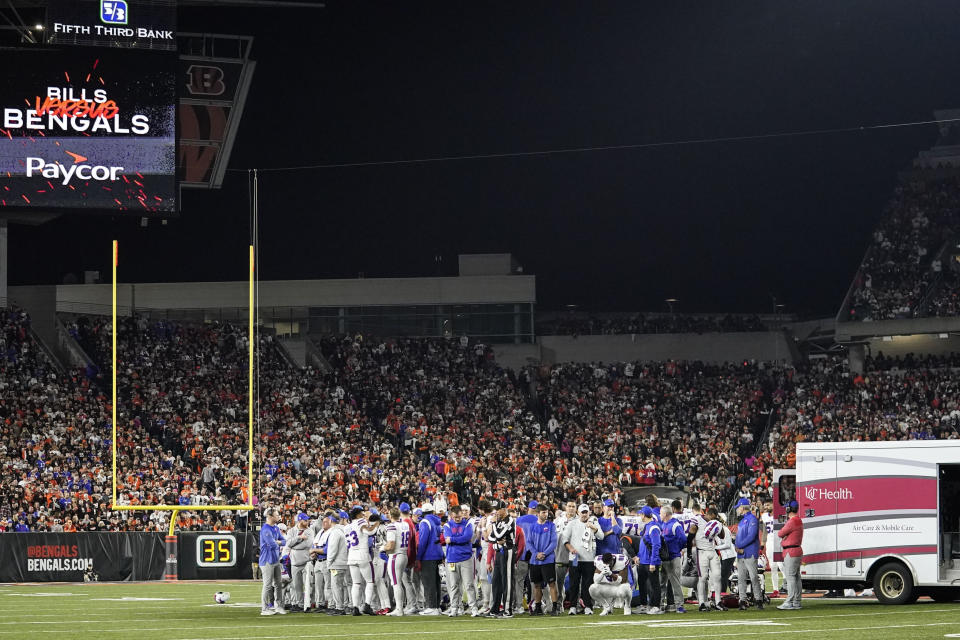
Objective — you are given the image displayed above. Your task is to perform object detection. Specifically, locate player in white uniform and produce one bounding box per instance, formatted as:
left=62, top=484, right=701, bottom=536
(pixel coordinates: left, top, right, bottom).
left=475, top=501, right=495, bottom=613
left=461, top=505, right=484, bottom=611
left=345, top=506, right=379, bottom=615
left=370, top=511, right=393, bottom=614
left=761, top=505, right=783, bottom=596
left=381, top=507, right=410, bottom=616
left=589, top=552, right=632, bottom=616
left=694, top=507, right=727, bottom=612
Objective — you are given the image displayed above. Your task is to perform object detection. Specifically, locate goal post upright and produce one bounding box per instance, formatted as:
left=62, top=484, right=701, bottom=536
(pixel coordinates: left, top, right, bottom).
left=112, top=240, right=118, bottom=508
left=108, top=241, right=255, bottom=581
left=248, top=243, right=254, bottom=508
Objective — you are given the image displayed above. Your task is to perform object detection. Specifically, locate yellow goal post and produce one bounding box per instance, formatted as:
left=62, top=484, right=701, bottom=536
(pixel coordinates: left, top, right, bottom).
left=109, top=241, right=256, bottom=541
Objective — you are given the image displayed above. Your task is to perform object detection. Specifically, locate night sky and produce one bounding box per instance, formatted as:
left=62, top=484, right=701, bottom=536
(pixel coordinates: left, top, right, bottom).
left=10, top=0, right=960, bottom=317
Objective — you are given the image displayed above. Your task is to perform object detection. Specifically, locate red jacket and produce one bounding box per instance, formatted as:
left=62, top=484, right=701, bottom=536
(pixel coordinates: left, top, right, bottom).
left=777, top=515, right=803, bottom=557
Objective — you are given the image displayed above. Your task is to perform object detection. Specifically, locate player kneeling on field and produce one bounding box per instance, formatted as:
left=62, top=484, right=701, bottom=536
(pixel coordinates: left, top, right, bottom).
left=589, top=553, right=632, bottom=616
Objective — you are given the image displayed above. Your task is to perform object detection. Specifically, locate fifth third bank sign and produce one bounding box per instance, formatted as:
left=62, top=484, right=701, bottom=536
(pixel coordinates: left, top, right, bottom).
left=47, top=0, right=177, bottom=52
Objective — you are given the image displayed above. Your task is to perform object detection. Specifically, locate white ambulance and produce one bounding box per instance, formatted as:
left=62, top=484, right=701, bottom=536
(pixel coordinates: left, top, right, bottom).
left=771, top=440, right=960, bottom=604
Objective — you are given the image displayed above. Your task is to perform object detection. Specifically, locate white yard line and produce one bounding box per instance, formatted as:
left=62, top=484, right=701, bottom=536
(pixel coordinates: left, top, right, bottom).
left=165, top=620, right=960, bottom=640
left=1, top=603, right=953, bottom=623
left=1, top=609, right=959, bottom=637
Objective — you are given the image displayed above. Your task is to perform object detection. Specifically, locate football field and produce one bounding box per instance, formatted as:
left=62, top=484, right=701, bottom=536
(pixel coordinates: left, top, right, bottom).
left=0, top=582, right=958, bottom=640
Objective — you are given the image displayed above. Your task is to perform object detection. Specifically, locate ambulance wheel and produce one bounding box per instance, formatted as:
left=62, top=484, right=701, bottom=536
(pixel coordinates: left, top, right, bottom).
left=928, top=587, right=960, bottom=603
left=873, top=562, right=914, bottom=605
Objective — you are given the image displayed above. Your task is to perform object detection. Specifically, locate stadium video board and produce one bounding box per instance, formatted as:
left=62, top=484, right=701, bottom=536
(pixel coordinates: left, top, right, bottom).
left=0, top=47, right=177, bottom=214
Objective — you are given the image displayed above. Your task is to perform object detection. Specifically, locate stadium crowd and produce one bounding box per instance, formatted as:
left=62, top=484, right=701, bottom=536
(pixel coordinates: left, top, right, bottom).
left=846, top=177, right=960, bottom=321
left=2, top=306, right=958, bottom=539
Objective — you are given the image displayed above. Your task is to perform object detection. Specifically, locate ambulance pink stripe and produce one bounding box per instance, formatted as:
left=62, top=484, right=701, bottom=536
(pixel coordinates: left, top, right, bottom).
left=796, top=476, right=936, bottom=517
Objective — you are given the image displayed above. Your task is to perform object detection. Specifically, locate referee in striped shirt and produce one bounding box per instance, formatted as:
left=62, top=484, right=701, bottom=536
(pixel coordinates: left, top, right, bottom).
left=485, top=505, right=516, bottom=618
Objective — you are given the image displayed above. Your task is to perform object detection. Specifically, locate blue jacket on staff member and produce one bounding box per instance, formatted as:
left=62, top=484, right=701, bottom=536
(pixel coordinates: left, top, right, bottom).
left=637, top=506, right=662, bottom=566
left=734, top=498, right=761, bottom=559
left=597, top=498, right=624, bottom=555
left=526, top=519, right=558, bottom=565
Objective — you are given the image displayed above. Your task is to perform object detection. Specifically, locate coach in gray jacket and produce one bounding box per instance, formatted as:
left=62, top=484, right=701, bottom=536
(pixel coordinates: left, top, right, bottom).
left=325, top=519, right=349, bottom=615
left=560, top=504, right=603, bottom=614
left=287, top=514, right=314, bottom=611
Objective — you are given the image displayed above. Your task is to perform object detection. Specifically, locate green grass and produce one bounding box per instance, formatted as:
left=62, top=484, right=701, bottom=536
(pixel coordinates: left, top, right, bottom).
left=0, top=582, right=958, bottom=640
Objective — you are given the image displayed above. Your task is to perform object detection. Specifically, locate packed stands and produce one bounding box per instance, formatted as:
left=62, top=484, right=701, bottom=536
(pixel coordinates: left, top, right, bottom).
left=3, top=305, right=960, bottom=533
left=845, top=176, right=960, bottom=321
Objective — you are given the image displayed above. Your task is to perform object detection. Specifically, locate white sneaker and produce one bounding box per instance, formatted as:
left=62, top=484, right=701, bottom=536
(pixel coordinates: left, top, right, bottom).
left=633, top=605, right=649, bottom=614
left=623, top=605, right=631, bottom=616
left=599, top=606, right=611, bottom=616
left=646, top=606, right=662, bottom=615
left=568, top=607, right=577, bottom=615
left=469, top=608, right=480, bottom=617
left=583, top=607, right=593, bottom=615
left=776, top=603, right=791, bottom=610
left=419, top=608, right=440, bottom=616
left=387, top=608, right=403, bottom=616
left=447, top=608, right=459, bottom=617
left=403, top=607, right=417, bottom=615
left=260, top=609, right=277, bottom=616
left=274, top=607, right=287, bottom=615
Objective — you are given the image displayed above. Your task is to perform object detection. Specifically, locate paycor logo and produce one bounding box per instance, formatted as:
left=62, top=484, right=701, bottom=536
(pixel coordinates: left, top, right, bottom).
left=26, top=155, right=124, bottom=186
left=804, top=486, right=853, bottom=501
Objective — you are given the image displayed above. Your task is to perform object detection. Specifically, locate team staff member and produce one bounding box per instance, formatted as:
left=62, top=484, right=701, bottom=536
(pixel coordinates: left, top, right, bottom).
left=734, top=498, right=763, bottom=609
left=417, top=503, right=444, bottom=615
left=597, top=499, right=623, bottom=555
left=443, top=505, right=479, bottom=617
left=286, top=513, right=313, bottom=611
left=310, top=512, right=336, bottom=612
left=554, top=501, right=577, bottom=607
left=561, top=503, right=603, bottom=615
left=658, top=505, right=686, bottom=613
left=325, top=513, right=349, bottom=615
left=777, top=500, right=803, bottom=610
left=637, top=506, right=663, bottom=615
left=259, top=507, right=288, bottom=616
left=526, top=504, right=561, bottom=616
left=514, top=501, right=539, bottom=614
